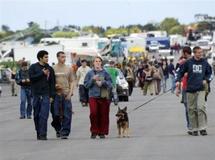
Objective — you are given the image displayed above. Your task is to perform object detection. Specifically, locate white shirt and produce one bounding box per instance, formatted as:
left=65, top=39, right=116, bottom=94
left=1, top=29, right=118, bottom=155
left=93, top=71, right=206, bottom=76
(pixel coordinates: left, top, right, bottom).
left=76, top=66, right=91, bottom=85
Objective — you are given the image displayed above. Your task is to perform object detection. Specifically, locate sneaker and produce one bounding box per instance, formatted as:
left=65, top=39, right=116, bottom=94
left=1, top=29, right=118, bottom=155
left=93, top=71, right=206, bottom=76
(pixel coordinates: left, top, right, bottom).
left=187, top=131, right=193, bottom=135
left=56, top=132, right=60, bottom=138
left=37, top=133, right=39, bottom=140
left=27, top=116, right=32, bottom=119
left=200, top=130, right=208, bottom=136
left=37, top=135, right=47, bottom=140
left=20, top=116, right=25, bottom=119
left=82, top=102, right=88, bottom=107
left=192, top=131, right=199, bottom=136
left=61, top=135, right=68, bottom=139
left=99, top=134, right=105, bottom=139
left=91, top=133, right=97, bottom=139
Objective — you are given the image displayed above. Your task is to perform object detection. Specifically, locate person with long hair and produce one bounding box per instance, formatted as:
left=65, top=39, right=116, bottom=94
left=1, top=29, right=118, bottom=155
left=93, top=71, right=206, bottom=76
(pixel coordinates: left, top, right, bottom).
left=84, top=56, right=112, bottom=139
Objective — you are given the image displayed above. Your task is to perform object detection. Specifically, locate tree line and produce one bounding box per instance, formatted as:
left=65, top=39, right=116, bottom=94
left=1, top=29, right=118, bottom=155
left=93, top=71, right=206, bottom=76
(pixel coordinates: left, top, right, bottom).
left=0, top=17, right=213, bottom=43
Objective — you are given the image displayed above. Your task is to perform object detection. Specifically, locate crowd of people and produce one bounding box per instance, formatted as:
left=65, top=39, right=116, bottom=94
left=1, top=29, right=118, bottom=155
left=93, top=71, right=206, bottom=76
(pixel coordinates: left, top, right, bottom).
left=4, top=45, right=213, bottom=140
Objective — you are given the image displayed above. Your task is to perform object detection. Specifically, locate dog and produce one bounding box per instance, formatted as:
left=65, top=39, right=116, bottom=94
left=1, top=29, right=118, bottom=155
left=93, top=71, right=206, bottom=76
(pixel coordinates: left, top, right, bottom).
left=116, top=106, right=129, bottom=138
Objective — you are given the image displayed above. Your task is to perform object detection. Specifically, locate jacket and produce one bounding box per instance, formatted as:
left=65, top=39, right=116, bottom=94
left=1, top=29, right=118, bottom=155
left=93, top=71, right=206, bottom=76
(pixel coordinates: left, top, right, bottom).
left=84, top=69, right=112, bottom=98
left=29, top=62, right=55, bottom=97
left=15, top=69, right=31, bottom=88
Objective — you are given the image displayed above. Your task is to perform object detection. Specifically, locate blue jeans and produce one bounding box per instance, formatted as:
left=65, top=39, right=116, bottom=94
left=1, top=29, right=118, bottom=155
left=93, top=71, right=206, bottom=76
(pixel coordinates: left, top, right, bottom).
left=79, top=85, right=89, bottom=103
left=33, top=95, right=50, bottom=136
left=182, top=90, right=191, bottom=130
left=20, top=87, right=32, bottom=117
left=53, top=94, right=72, bottom=136
left=162, top=76, right=168, bottom=93
left=169, top=74, right=176, bottom=93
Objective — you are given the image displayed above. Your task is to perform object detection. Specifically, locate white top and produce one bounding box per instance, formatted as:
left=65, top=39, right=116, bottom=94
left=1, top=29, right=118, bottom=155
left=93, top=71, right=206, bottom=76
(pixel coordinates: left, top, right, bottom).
left=76, top=66, right=91, bottom=85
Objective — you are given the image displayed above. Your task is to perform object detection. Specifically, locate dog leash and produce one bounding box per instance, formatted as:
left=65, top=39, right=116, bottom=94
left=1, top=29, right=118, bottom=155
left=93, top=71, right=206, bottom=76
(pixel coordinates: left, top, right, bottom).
left=127, top=88, right=171, bottom=114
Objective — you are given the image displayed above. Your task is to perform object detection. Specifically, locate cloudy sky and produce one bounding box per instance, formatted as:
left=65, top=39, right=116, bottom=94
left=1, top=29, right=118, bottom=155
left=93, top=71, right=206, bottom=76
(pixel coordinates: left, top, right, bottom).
left=0, top=0, right=215, bottom=30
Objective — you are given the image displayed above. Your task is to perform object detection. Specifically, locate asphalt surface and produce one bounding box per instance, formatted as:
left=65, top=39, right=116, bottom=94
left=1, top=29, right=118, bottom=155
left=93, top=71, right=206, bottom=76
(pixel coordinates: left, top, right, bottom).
left=0, top=80, right=215, bottom=160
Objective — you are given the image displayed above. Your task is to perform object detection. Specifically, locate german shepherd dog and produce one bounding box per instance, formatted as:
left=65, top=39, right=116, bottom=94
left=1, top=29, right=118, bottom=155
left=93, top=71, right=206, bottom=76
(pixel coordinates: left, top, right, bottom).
left=116, top=107, right=129, bottom=138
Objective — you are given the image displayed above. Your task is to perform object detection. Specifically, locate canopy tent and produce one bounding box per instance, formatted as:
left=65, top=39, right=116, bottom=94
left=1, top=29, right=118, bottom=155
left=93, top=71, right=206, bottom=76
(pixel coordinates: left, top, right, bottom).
left=64, top=47, right=101, bottom=57
left=128, top=46, right=145, bottom=53
left=64, top=47, right=102, bottom=65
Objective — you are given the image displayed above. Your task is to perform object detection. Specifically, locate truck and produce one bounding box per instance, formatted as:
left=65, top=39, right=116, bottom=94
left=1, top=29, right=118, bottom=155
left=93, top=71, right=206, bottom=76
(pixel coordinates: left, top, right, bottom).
left=146, top=37, right=170, bottom=52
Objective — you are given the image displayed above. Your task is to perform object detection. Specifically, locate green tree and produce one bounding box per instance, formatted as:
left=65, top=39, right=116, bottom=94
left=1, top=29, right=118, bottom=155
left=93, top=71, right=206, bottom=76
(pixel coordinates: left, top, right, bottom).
left=1, top=25, right=10, bottom=32
left=26, top=22, right=45, bottom=43
left=197, top=21, right=212, bottom=31
left=160, top=18, right=180, bottom=33
left=104, top=28, right=128, bottom=36
left=0, top=32, right=7, bottom=39
left=129, top=26, right=142, bottom=33
left=142, top=23, right=160, bottom=31
left=169, top=25, right=185, bottom=35
left=52, top=31, right=79, bottom=38
left=82, top=26, right=105, bottom=35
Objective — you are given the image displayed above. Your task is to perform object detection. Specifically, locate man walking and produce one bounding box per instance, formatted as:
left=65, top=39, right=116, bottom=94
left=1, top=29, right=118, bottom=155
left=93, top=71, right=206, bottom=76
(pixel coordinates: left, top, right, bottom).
left=176, top=46, right=212, bottom=136
left=15, top=61, right=32, bottom=119
left=76, top=59, right=91, bottom=107
left=52, top=51, right=75, bottom=139
left=29, top=50, right=55, bottom=140
left=175, top=46, right=192, bottom=134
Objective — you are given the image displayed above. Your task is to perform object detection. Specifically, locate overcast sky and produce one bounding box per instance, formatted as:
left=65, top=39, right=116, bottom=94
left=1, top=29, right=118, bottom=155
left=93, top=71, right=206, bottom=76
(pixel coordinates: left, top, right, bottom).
left=0, top=0, right=215, bottom=30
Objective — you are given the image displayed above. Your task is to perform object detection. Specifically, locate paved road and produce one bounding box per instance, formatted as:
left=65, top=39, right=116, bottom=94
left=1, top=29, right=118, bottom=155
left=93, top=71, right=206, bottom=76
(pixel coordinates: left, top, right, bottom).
left=0, top=81, right=215, bottom=160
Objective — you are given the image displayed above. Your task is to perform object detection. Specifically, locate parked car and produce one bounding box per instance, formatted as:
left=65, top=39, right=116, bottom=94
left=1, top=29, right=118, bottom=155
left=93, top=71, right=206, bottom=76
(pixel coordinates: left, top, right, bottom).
left=148, top=41, right=159, bottom=52
left=197, top=39, right=211, bottom=51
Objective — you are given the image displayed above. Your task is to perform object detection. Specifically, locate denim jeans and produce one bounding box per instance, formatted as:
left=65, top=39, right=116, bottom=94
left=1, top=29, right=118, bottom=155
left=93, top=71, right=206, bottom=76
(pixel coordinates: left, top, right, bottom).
left=162, top=76, right=168, bottom=93
left=52, top=94, right=72, bottom=136
left=182, top=90, right=191, bottom=130
left=169, top=74, right=176, bottom=93
left=79, top=85, right=89, bottom=103
left=33, top=95, right=50, bottom=136
left=20, top=87, right=32, bottom=118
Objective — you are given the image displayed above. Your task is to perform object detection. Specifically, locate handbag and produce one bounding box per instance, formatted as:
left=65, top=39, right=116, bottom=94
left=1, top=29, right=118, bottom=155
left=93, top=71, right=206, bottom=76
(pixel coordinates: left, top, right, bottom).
left=93, top=70, right=110, bottom=99
left=100, top=87, right=110, bottom=99
left=153, top=71, right=161, bottom=80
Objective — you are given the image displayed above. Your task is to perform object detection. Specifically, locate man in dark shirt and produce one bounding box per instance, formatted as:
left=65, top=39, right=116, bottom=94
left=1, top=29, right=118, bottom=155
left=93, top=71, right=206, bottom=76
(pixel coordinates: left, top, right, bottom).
left=29, top=50, right=55, bottom=140
left=176, top=46, right=212, bottom=136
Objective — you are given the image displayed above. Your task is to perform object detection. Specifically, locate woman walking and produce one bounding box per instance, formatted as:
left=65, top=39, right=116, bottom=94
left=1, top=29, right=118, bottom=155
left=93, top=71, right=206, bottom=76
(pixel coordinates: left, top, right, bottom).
left=84, top=56, right=112, bottom=139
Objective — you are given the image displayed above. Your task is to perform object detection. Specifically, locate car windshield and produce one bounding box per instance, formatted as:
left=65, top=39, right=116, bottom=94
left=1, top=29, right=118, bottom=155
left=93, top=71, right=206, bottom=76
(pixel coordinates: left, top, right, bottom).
left=151, top=41, right=159, bottom=45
